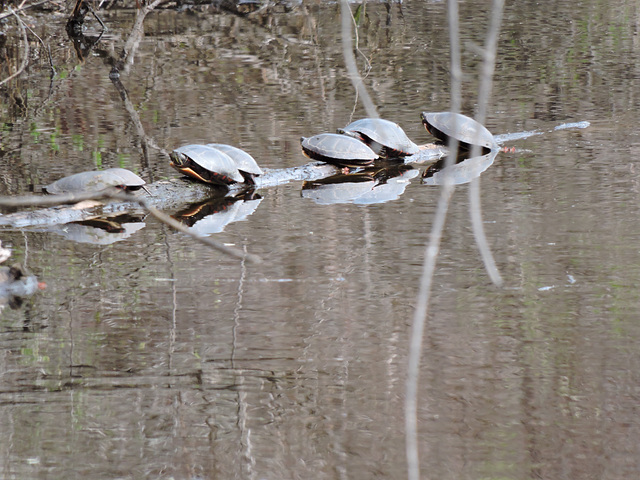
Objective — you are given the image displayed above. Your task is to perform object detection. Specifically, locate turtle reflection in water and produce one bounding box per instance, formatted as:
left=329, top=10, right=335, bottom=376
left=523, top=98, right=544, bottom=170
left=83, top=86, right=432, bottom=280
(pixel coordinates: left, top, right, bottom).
left=174, top=191, right=263, bottom=235
left=170, top=144, right=262, bottom=186
left=302, top=165, right=418, bottom=205
left=421, top=111, right=497, bottom=153
left=337, top=118, right=420, bottom=158
left=44, top=168, right=146, bottom=195
left=421, top=150, right=499, bottom=186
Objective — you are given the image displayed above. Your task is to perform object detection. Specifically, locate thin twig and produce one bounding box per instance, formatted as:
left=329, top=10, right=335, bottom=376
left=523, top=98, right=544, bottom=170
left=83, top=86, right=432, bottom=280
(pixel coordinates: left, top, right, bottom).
left=340, top=0, right=378, bottom=118
left=349, top=3, right=372, bottom=73
left=0, top=7, right=30, bottom=87
left=18, top=15, right=56, bottom=78
left=346, top=2, right=373, bottom=123
left=0, top=0, right=53, bottom=20
left=89, top=3, right=108, bottom=32
left=468, top=0, right=505, bottom=287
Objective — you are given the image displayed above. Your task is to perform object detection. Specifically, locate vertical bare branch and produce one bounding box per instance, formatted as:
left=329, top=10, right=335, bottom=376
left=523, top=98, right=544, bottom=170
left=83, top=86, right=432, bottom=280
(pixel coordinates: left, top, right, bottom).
left=405, top=179, right=456, bottom=480
left=405, top=1, right=463, bottom=479
left=406, top=1, right=506, bottom=478
left=409, top=8, right=505, bottom=477
left=0, top=7, right=30, bottom=87
left=468, top=0, right=505, bottom=287
left=20, top=16, right=56, bottom=78
left=447, top=0, right=463, bottom=117
left=340, top=0, right=378, bottom=118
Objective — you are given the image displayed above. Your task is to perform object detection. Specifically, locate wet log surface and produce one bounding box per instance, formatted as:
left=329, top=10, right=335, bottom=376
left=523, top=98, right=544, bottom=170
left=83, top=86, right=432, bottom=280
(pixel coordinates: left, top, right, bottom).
left=0, top=160, right=405, bottom=228
left=0, top=146, right=449, bottom=228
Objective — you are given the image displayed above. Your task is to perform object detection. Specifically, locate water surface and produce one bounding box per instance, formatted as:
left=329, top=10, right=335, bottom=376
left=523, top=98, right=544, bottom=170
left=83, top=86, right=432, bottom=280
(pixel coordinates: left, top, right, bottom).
left=1, top=1, right=640, bottom=479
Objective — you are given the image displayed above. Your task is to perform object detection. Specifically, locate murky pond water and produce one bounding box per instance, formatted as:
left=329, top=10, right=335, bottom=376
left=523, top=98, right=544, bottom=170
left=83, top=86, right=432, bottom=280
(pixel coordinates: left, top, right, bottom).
left=1, top=0, right=640, bottom=478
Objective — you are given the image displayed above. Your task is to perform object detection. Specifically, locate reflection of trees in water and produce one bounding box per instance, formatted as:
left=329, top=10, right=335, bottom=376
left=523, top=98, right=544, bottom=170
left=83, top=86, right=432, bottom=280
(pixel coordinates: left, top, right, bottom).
left=0, top=0, right=617, bottom=185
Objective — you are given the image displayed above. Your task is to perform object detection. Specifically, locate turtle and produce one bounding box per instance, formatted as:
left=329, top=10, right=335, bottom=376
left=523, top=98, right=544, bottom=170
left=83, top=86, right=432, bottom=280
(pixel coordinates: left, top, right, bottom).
left=206, top=143, right=263, bottom=184
left=300, top=133, right=379, bottom=168
left=170, top=144, right=244, bottom=185
left=420, top=112, right=497, bottom=152
left=0, top=263, right=46, bottom=309
left=44, top=168, right=146, bottom=195
left=337, top=118, right=420, bottom=158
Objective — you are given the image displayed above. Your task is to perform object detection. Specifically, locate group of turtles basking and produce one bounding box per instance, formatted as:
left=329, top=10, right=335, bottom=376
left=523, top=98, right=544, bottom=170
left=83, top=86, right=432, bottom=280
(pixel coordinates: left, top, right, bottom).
left=302, top=111, right=495, bottom=168
left=43, top=112, right=497, bottom=195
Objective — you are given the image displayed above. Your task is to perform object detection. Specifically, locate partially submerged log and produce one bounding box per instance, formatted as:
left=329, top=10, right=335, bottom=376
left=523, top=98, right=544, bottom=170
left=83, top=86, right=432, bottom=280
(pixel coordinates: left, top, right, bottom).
left=0, top=147, right=449, bottom=229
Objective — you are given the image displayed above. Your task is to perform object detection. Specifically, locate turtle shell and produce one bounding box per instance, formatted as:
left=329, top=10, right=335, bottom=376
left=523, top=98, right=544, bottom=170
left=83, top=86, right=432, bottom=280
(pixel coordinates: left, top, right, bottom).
left=337, top=118, right=419, bottom=157
left=170, top=145, right=244, bottom=185
left=206, top=143, right=263, bottom=183
left=421, top=112, right=497, bottom=151
left=300, top=133, right=379, bottom=167
left=44, top=168, right=145, bottom=194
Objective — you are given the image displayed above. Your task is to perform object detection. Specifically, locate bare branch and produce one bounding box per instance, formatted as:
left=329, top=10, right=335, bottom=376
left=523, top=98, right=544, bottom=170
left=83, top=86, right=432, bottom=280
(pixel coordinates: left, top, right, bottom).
left=0, top=7, right=30, bottom=87
left=0, top=189, right=117, bottom=207
left=468, top=0, right=505, bottom=288
left=340, top=0, right=378, bottom=118
left=405, top=2, right=464, bottom=479
left=134, top=196, right=263, bottom=264
left=0, top=0, right=53, bottom=20
left=0, top=189, right=262, bottom=264
left=350, top=4, right=372, bottom=73
left=17, top=12, right=56, bottom=78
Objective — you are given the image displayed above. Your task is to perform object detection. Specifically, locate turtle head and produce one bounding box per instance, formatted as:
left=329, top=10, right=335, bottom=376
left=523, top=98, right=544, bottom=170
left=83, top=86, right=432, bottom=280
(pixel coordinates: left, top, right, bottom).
left=420, top=112, right=435, bottom=135
left=169, top=151, right=188, bottom=167
left=336, top=128, right=361, bottom=141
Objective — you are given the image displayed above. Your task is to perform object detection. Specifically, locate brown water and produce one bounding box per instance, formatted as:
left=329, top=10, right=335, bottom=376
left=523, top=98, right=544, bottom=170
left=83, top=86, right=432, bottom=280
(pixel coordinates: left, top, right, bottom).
left=1, top=1, right=640, bottom=479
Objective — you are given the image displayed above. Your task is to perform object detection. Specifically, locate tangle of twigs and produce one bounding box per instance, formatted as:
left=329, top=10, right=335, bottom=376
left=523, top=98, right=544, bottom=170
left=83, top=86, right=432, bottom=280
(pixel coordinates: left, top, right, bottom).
left=0, top=7, right=30, bottom=87
left=0, top=0, right=53, bottom=20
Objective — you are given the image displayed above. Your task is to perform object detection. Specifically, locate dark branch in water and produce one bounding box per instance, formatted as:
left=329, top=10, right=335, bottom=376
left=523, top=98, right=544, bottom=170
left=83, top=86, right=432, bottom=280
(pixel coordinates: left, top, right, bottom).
left=67, top=0, right=108, bottom=36
left=109, top=75, right=167, bottom=177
